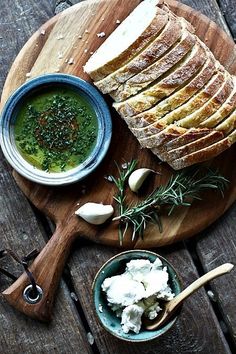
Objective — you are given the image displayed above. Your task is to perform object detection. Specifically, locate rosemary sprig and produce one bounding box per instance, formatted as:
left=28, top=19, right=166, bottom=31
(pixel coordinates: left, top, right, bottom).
left=112, top=167, right=229, bottom=243
left=111, top=160, right=137, bottom=244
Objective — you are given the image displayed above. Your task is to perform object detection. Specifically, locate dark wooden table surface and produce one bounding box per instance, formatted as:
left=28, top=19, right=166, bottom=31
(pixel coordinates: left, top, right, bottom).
left=0, top=0, right=236, bottom=353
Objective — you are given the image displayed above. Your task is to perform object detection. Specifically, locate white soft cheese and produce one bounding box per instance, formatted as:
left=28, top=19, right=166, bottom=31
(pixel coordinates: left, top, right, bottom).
left=101, top=274, right=146, bottom=306
left=121, top=304, right=144, bottom=334
left=101, top=258, right=174, bottom=334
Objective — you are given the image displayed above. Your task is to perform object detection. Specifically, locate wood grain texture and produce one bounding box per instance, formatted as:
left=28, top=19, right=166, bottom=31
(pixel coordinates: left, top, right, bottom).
left=218, top=0, right=236, bottom=40
left=195, top=207, right=236, bottom=345
left=68, top=240, right=231, bottom=354
left=185, top=0, right=236, bottom=347
left=180, top=0, right=231, bottom=35
left=1, top=0, right=236, bottom=323
left=0, top=1, right=93, bottom=353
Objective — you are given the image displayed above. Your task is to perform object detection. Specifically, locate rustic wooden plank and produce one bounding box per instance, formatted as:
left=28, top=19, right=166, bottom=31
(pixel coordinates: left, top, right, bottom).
left=69, top=241, right=231, bottom=353
left=195, top=206, right=236, bottom=345
left=217, top=0, right=236, bottom=40
left=0, top=1, right=93, bottom=353
left=0, top=1, right=57, bottom=93
left=181, top=0, right=236, bottom=348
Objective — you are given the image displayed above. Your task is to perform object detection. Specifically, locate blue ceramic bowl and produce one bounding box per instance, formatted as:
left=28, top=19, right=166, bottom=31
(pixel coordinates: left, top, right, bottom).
left=92, top=250, right=182, bottom=342
left=0, top=74, right=112, bottom=186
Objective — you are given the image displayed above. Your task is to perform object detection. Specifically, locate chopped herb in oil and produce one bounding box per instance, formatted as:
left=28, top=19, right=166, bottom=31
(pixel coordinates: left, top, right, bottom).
left=14, top=88, right=98, bottom=172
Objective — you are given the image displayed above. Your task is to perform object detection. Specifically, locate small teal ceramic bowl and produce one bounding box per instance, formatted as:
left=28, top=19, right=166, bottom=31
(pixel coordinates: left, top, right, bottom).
left=92, top=250, right=182, bottom=342
left=0, top=74, right=112, bottom=186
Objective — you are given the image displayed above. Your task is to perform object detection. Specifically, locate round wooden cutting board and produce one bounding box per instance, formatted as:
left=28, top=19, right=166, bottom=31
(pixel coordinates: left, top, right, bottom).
left=1, top=0, right=236, bottom=250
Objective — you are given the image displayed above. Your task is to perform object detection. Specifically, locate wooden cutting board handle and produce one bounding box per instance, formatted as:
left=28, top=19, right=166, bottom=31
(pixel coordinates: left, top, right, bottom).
left=1, top=222, right=78, bottom=321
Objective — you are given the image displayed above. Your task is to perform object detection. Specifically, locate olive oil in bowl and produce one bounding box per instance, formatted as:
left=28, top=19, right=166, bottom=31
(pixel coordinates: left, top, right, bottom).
left=0, top=74, right=112, bottom=185
left=14, top=87, right=98, bottom=173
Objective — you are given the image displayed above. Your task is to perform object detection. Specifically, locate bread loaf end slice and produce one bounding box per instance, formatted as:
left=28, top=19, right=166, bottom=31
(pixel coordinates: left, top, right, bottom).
left=94, top=16, right=184, bottom=94
left=84, top=1, right=168, bottom=81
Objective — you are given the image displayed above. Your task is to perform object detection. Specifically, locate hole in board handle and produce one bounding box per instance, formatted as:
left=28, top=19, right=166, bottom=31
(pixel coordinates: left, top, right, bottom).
left=23, top=284, right=43, bottom=304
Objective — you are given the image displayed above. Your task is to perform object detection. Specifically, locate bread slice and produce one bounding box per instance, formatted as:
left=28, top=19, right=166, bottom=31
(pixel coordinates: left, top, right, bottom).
left=201, top=81, right=236, bottom=128
left=168, top=129, right=236, bottom=170
left=113, top=43, right=206, bottom=118
left=84, top=1, right=169, bottom=81
left=176, top=74, right=234, bottom=128
left=216, top=109, right=236, bottom=134
left=125, top=55, right=216, bottom=130
left=160, top=130, right=224, bottom=161
left=156, top=128, right=214, bottom=159
left=94, top=17, right=184, bottom=94
left=109, top=21, right=196, bottom=101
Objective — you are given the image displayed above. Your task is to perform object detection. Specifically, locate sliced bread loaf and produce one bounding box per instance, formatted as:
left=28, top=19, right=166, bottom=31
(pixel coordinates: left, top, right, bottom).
left=94, top=17, right=184, bottom=94
left=84, top=1, right=236, bottom=170
left=113, top=43, right=206, bottom=118
left=84, top=1, right=169, bottom=81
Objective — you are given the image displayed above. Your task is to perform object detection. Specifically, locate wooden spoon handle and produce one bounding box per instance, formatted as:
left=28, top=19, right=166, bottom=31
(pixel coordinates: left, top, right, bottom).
left=168, top=263, right=234, bottom=313
left=2, top=223, right=78, bottom=322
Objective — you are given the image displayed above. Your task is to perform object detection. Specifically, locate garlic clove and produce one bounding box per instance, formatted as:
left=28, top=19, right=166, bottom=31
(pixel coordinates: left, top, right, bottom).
left=128, top=168, right=153, bottom=193
left=75, top=202, right=114, bottom=225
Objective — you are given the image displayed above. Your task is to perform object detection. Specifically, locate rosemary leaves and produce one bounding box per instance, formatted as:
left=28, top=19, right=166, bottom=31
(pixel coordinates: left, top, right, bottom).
left=112, top=162, right=229, bottom=244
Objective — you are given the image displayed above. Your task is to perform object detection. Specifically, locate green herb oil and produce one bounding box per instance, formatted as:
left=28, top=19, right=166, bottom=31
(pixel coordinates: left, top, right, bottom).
left=14, top=87, right=98, bottom=172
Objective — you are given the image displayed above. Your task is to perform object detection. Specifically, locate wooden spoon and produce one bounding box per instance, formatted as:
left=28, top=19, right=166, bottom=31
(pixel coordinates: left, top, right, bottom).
left=144, top=263, right=234, bottom=331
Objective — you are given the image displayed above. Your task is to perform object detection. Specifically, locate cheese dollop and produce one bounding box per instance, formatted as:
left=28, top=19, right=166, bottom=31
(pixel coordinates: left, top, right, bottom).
left=101, top=257, right=174, bottom=334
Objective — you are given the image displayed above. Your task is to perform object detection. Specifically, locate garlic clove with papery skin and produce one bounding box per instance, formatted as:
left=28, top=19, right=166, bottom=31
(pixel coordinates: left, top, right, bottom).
left=128, top=168, right=153, bottom=193
left=75, top=202, right=114, bottom=225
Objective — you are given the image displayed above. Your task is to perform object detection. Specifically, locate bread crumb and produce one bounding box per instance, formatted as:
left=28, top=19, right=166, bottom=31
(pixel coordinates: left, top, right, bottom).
left=65, top=58, right=68, bottom=63
left=26, top=72, right=31, bottom=78
left=85, top=29, right=89, bottom=34
left=116, top=20, right=121, bottom=24
left=78, top=35, right=82, bottom=39
left=58, top=52, right=63, bottom=59
left=68, top=57, right=74, bottom=65
left=90, top=51, right=94, bottom=55
left=84, top=49, right=88, bottom=53
left=101, top=18, right=105, bottom=21
left=57, top=34, right=64, bottom=40
left=97, top=32, right=106, bottom=38
left=40, top=29, right=46, bottom=35
left=55, top=68, right=60, bottom=73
